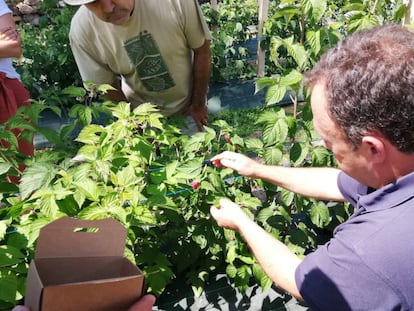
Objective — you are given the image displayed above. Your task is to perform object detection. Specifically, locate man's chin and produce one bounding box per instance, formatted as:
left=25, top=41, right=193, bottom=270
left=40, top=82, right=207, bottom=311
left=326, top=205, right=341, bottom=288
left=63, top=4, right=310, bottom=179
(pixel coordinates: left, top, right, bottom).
left=106, top=14, right=130, bottom=25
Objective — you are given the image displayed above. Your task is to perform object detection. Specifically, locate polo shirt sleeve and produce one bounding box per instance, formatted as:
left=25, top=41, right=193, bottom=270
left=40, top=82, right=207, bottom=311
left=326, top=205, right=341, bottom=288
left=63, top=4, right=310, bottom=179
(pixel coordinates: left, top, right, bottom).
left=295, top=240, right=402, bottom=310
left=294, top=172, right=402, bottom=310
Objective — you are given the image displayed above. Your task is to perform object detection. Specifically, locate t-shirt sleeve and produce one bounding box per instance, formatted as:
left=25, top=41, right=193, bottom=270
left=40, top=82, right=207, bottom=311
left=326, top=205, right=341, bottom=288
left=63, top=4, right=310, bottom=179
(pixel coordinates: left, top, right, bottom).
left=181, top=0, right=211, bottom=49
left=0, top=0, right=11, bottom=17
left=69, top=10, right=118, bottom=87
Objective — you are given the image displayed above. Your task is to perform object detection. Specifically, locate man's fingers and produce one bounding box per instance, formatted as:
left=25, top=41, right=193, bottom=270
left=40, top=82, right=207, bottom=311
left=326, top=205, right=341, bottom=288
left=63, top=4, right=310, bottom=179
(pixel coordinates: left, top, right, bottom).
left=128, top=294, right=156, bottom=311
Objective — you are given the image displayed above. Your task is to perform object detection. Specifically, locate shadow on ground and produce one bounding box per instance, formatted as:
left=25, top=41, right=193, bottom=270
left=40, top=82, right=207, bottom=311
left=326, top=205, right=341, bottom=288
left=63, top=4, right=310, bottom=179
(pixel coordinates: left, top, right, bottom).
left=155, top=273, right=310, bottom=311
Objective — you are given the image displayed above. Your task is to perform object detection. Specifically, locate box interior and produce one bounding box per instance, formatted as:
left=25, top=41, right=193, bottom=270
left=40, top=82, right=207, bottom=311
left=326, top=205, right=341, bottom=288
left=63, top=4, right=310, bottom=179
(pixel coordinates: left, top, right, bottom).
left=34, top=257, right=141, bottom=286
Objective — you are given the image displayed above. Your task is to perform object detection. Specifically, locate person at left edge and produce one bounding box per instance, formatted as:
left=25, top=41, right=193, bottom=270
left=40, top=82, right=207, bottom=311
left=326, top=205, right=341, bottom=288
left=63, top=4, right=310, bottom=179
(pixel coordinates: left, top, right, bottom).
left=0, top=0, right=34, bottom=183
left=63, top=0, right=211, bottom=135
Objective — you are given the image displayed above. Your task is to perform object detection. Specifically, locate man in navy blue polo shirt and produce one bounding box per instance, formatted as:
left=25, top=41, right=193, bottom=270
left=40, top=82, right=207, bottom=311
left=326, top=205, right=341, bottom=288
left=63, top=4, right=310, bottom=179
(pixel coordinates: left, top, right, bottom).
left=210, top=24, right=414, bottom=310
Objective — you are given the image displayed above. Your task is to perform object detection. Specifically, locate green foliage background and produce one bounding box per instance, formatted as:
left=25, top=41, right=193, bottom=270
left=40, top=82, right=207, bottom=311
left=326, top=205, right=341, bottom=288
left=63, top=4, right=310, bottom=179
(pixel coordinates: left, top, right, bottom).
left=1, top=0, right=406, bottom=309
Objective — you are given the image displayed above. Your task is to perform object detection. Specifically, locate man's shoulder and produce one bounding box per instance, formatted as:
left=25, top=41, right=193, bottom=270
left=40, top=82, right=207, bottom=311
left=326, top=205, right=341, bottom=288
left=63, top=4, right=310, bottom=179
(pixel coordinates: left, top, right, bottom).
left=70, top=6, right=96, bottom=38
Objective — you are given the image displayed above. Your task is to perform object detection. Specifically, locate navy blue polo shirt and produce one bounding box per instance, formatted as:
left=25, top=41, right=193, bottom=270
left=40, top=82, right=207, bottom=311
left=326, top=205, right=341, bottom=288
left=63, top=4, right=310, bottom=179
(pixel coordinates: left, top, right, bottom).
left=295, top=171, right=414, bottom=310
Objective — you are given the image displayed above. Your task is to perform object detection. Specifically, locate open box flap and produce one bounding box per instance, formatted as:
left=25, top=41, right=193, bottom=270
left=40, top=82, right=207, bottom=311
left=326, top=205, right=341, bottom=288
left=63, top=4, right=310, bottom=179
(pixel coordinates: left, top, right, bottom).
left=35, top=217, right=127, bottom=259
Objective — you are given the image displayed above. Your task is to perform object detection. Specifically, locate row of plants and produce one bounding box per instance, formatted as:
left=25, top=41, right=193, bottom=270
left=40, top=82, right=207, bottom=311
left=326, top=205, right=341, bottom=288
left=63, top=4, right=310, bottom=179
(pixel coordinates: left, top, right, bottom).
left=0, top=88, right=347, bottom=309
left=1, top=0, right=407, bottom=309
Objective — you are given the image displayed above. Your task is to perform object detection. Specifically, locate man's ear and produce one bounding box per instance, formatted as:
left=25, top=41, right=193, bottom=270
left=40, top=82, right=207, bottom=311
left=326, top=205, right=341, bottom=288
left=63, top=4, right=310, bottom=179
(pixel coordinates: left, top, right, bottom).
left=361, top=135, right=386, bottom=163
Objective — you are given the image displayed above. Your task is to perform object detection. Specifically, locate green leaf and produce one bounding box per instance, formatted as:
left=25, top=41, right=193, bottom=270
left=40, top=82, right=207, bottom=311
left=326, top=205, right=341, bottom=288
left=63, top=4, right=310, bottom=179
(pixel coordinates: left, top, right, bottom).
left=0, top=219, right=11, bottom=240
left=226, top=264, right=237, bottom=278
left=76, top=124, right=105, bottom=145
left=73, top=178, right=100, bottom=201
left=264, top=147, right=283, bottom=165
left=19, top=163, right=56, bottom=199
left=0, top=163, right=12, bottom=175
left=0, top=272, right=18, bottom=302
left=311, top=202, right=331, bottom=228
left=289, top=143, right=309, bottom=166
left=79, top=106, right=93, bottom=126
left=97, top=84, right=116, bottom=93
left=307, top=0, right=327, bottom=23
left=280, top=188, right=295, bottom=206
left=0, top=245, right=25, bottom=267
left=63, top=86, right=87, bottom=97
left=77, top=204, right=109, bottom=220
left=244, top=137, right=263, bottom=149
left=38, top=192, right=60, bottom=218
left=306, top=30, right=321, bottom=56
left=35, top=127, right=61, bottom=145
left=262, top=118, right=288, bottom=146
left=253, top=263, right=273, bottom=291
left=6, top=116, right=36, bottom=131
left=265, top=84, right=287, bottom=106
left=226, top=243, right=237, bottom=264
left=280, top=70, right=303, bottom=86
left=115, top=165, right=138, bottom=187
left=0, top=130, right=18, bottom=148
left=311, top=145, right=332, bottom=166
left=175, top=158, right=203, bottom=179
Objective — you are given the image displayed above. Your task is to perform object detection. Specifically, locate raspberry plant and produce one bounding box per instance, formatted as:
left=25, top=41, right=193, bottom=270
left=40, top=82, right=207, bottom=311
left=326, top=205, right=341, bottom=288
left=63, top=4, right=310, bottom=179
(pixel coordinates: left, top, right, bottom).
left=0, top=96, right=352, bottom=309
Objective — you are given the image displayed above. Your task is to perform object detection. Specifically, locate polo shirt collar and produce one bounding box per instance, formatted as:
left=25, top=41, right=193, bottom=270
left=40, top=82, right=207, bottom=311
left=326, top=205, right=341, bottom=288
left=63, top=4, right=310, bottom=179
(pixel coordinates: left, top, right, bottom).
left=357, top=171, right=414, bottom=212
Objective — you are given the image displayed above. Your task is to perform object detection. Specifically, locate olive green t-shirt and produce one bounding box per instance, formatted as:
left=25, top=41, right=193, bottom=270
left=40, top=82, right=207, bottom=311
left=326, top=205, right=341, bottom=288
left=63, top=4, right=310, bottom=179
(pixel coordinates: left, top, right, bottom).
left=70, top=0, right=211, bottom=115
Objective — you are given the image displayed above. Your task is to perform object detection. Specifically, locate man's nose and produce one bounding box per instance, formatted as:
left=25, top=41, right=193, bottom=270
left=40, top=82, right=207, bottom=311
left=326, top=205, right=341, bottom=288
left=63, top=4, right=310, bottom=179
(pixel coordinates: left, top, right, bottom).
left=99, top=0, right=115, bottom=13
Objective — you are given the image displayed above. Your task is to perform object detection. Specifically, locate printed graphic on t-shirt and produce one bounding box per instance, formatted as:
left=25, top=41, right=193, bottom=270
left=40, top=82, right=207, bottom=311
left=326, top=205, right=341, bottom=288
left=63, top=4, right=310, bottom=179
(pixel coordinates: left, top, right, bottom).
left=124, top=31, right=175, bottom=92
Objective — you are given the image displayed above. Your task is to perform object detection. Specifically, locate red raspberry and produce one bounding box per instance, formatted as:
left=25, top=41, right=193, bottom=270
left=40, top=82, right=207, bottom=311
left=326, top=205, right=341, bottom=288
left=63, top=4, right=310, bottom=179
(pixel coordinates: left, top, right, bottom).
left=192, top=180, right=200, bottom=190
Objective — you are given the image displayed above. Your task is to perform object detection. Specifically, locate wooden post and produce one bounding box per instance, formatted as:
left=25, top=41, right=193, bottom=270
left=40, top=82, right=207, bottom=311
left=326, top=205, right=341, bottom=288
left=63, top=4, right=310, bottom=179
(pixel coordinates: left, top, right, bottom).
left=211, top=0, right=218, bottom=32
left=404, top=0, right=413, bottom=24
left=257, top=0, right=269, bottom=77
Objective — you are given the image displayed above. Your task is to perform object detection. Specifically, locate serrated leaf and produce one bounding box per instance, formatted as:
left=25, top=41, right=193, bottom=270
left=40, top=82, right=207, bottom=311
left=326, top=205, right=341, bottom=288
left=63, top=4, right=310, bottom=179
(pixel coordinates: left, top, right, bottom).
left=73, top=179, right=100, bottom=201
left=0, top=245, right=24, bottom=267
left=19, top=163, right=56, bottom=199
left=63, top=86, right=87, bottom=97
left=290, top=143, right=309, bottom=166
left=175, top=158, right=203, bottom=179
left=253, top=263, right=273, bottom=291
left=38, top=193, right=60, bottom=218
left=264, top=147, right=283, bottom=165
left=76, top=124, right=105, bottom=145
left=244, top=137, right=263, bottom=149
left=35, top=127, right=61, bottom=145
left=311, top=202, right=331, bottom=228
left=307, top=29, right=321, bottom=56
left=6, top=116, right=36, bottom=131
left=0, top=130, right=18, bottom=148
left=0, top=272, right=18, bottom=302
left=226, top=243, right=237, bottom=264
left=0, top=163, right=12, bottom=175
left=96, top=84, right=116, bottom=93
left=265, top=84, right=287, bottom=106
left=280, top=70, right=303, bottom=86
left=263, top=118, right=288, bottom=146
left=0, top=219, right=11, bottom=240
left=77, top=204, right=109, bottom=220
left=307, top=0, right=327, bottom=23
left=226, top=264, right=237, bottom=278
left=79, top=106, right=93, bottom=126
left=280, top=188, right=295, bottom=206
left=311, top=146, right=332, bottom=166
left=133, top=103, right=160, bottom=115
left=115, top=165, right=138, bottom=187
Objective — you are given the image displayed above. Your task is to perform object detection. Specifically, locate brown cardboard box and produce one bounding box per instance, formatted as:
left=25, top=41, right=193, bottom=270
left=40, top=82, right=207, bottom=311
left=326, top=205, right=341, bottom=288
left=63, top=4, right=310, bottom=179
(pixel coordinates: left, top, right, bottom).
left=25, top=217, right=144, bottom=311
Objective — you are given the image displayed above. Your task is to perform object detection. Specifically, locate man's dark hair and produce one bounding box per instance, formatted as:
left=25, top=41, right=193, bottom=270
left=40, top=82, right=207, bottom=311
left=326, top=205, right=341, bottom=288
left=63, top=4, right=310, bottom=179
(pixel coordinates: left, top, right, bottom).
left=304, top=24, right=414, bottom=153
